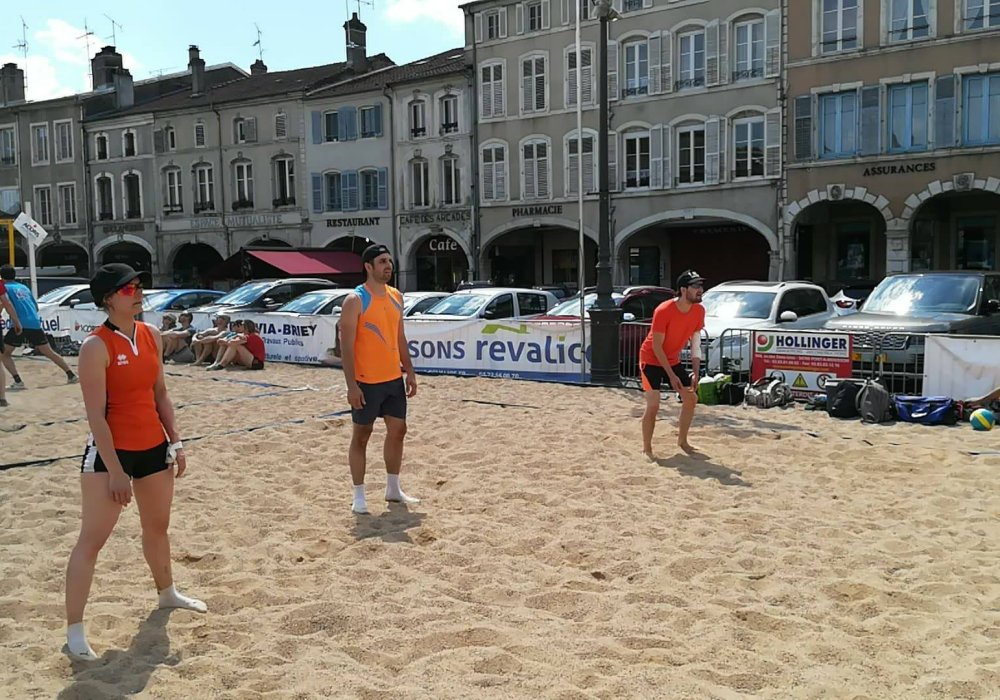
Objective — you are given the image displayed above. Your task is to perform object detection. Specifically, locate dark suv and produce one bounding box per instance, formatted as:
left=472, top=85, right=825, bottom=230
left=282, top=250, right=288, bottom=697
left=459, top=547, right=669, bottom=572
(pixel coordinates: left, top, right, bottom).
left=189, top=278, right=337, bottom=316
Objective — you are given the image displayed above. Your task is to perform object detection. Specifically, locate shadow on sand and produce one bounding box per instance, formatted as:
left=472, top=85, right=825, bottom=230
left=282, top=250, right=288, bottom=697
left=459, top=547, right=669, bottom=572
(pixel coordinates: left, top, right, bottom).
left=654, top=451, right=751, bottom=487
left=59, top=609, right=179, bottom=699
left=351, top=502, right=426, bottom=543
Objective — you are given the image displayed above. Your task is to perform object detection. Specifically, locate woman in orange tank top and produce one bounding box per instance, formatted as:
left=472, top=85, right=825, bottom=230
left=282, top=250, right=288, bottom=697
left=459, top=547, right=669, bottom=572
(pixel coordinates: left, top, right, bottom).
left=63, top=264, right=206, bottom=661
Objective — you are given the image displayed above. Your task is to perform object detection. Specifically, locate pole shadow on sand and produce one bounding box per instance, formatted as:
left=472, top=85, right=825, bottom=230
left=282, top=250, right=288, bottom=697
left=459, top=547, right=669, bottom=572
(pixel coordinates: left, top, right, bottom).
left=351, top=503, right=426, bottom=543
left=59, top=609, right=178, bottom=699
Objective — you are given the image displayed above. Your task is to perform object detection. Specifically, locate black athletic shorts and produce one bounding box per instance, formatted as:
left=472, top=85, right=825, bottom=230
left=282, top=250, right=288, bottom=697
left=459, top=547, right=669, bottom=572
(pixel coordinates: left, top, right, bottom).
left=80, top=437, right=169, bottom=480
left=641, top=362, right=691, bottom=392
left=351, top=377, right=407, bottom=425
left=4, top=328, right=49, bottom=348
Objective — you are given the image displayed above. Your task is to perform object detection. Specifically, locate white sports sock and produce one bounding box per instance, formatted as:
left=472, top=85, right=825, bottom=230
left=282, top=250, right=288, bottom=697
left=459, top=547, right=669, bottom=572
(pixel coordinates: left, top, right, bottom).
left=385, top=474, right=420, bottom=504
left=66, top=622, right=97, bottom=660
left=352, top=484, right=369, bottom=514
left=158, top=584, right=208, bottom=613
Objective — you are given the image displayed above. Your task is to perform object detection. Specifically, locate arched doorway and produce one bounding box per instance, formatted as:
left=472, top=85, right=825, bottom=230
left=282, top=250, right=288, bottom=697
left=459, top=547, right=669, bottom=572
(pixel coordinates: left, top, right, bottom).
left=246, top=238, right=292, bottom=248
left=101, top=242, right=152, bottom=274
left=908, top=190, right=1000, bottom=271
left=324, top=236, right=375, bottom=255
left=38, top=242, right=89, bottom=275
left=412, top=234, right=469, bottom=291
left=482, top=226, right=596, bottom=289
left=0, top=241, right=28, bottom=268
left=171, top=243, right=224, bottom=287
left=792, top=200, right=887, bottom=285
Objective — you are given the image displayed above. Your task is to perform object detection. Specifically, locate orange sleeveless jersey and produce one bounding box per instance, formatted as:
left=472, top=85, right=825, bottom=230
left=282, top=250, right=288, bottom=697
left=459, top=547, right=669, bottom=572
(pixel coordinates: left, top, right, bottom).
left=352, top=284, right=404, bottom=384
left=92, top=322, right=166, bottom=451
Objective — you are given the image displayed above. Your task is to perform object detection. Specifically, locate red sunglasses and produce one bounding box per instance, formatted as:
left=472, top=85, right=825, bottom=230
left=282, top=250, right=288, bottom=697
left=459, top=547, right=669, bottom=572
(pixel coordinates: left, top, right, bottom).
left=117, top=281, right=144, bottom=296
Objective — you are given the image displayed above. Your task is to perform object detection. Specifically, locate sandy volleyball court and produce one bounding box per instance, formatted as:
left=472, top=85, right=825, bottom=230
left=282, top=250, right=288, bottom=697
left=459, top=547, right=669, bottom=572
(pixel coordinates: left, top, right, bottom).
left=1, top=358, right=998, bottom=698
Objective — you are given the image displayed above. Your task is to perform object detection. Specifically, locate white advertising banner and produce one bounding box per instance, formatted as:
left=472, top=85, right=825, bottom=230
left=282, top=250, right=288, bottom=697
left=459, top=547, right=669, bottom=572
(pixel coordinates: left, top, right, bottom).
left=923, top=335, right=1000, bottom=399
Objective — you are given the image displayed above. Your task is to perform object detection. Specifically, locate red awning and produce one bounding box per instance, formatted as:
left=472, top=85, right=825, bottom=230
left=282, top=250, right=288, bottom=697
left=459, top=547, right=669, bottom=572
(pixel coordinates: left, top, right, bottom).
left=247, top=250, right=362, bottom=275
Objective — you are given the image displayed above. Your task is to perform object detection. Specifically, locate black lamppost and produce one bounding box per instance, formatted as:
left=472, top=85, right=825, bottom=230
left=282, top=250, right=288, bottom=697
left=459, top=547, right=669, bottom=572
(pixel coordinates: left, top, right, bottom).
left=589, top=0, right=622, bottom=386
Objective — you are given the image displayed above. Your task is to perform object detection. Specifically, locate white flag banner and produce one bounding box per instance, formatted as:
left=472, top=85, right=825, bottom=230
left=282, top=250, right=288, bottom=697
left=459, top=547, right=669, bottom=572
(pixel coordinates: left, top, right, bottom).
left=13, top=212, right=49, bottom=245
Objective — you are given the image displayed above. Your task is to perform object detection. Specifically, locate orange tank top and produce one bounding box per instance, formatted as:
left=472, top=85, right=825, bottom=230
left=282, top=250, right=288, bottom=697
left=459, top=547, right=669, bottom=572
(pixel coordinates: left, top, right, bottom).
left=93, top=322, right=165, bottom=451
left=352, top=284, right=404, bottom=384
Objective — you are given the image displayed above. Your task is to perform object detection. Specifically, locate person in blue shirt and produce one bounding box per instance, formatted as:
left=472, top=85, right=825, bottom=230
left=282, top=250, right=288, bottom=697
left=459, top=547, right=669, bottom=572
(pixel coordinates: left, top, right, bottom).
left=0, top=265, right=77, bottom=390
left=0, top=276, right=22, bottom=407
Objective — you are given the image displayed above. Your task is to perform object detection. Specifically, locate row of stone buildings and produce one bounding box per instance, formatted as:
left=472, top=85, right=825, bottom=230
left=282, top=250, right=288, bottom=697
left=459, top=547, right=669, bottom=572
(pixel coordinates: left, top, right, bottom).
left=1, top=2, right=998, bottom=291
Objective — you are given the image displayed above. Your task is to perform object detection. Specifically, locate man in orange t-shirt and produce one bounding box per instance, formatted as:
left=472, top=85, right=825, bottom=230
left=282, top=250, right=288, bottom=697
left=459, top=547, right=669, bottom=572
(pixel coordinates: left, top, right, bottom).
left=638, top=270, right=706, bottom=457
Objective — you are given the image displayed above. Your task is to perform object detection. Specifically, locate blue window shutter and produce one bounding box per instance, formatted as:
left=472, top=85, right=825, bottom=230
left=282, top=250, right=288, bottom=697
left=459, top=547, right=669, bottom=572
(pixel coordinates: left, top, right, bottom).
left=936, top=75, right=956, bottom=147
left=377, top=167, right=388, bottom=209
left=311, top=173, right=322, bottom=213
left=373, top=104, right=383, bottom=137
left=340, top=107, right=358, bottom=141
left=794, top=95, right=813, bottom=161
left=342, top=170, right=360, bottom=211
left=859, top=86, right=881, bottom=156
left=337, top=109, right=348, bottom=142
left=311, top=111, right=322, bottom=145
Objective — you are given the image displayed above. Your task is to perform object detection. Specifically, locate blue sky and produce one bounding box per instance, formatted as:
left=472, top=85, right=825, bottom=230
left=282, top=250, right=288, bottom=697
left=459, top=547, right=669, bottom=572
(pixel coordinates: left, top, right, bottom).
left=2, top=1, right=465, bottom=101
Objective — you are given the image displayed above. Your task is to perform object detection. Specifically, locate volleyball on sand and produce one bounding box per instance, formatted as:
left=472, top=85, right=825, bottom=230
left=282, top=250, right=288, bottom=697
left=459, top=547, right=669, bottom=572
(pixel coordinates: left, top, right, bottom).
left=969, top=408, right=996, bottom=431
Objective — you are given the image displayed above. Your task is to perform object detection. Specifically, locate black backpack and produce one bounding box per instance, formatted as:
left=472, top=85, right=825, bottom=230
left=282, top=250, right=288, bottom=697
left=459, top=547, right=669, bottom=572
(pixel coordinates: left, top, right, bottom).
left=857, top=379, right=894, bottom=423
left=826, top=378, right=865, bottom=419
left=719, top=382, right=746, bottom=406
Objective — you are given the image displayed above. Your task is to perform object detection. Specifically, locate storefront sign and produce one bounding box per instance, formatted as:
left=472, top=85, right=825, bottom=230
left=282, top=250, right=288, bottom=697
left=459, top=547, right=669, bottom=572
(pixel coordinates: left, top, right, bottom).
left=166, top=212, right=298, bottom=233
left=863, top=162, right=936, bottom=177
left=100, top=223, right=146, bottom=234
left=400, top=210, right=471, bottom=226
left=512, top=204, right=563, bottom=217
left=750, top=331, right=853, bottom=398
left=326, top=216, right=381, bottom=228
left=427, top=236, right=460, bottom=253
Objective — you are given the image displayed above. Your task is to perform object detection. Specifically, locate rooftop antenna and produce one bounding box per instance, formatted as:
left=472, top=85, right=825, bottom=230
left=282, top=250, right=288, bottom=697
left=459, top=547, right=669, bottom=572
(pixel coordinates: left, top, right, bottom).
left=253, top=23, right=264, bottom=61
left=14, top=16, right=29, bottom=60
left=103, top=14, right=123, bottom=48
left=78, top=19, right=95, bottom=85
left=345, top=0, right=373, bottom=49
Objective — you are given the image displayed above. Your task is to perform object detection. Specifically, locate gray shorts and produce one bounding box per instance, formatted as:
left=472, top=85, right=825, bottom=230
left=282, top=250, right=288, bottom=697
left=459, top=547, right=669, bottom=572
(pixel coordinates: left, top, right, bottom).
left=352, top=378, right=407, bottom=425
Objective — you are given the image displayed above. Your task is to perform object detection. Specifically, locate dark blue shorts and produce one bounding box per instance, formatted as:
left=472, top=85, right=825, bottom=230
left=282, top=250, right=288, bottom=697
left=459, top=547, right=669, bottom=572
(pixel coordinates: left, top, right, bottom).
left=352, top=378, right=407, bottom=425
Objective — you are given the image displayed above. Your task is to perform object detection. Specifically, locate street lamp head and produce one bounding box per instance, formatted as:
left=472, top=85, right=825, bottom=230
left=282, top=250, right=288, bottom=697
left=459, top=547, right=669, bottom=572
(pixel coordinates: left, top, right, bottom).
left=593, top=0, right=621, bottom=21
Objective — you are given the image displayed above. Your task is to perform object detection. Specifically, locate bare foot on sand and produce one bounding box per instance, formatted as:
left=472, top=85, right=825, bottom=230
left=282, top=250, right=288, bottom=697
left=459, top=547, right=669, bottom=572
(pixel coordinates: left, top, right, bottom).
left=679, top=442, right=704, bottom=456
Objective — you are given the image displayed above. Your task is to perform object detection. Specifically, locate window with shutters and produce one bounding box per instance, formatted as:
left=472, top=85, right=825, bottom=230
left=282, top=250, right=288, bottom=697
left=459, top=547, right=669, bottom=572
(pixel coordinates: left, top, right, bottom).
left=323, top=111, right=339, bottom=142
left=59, top=184, right=77, bottom=225
left=577, top=0, right=592, bottom=20
left=165, top=126, right=176, bottom=150
left=887, top=0, right=930, bottom=42
left=163, top=168, right=183, bottom=213
left=234, top=118, right=248, bottom=144
left=441, top=95, right=460, bottom=133
left=31, top=123, right=49, bottom=165
left=409, top=100, right=427, bottom=138
left=194, top=122, right=206, bottom=148
left=819, top=91, right=859, bottom=157
left=325, top=172, right=342, bottom=211
left=965, top=0, right=1000, bottom=29
left=96, top=133, right=109, bottom=160
left=123, top=130, right=136, bottom=157
left=623, top=131, right=650, bottom=188
left=234, top=161, right=254, bottom=209
left=410, top=159, right=430, bottom=208
left=677, top=125, right=705, bottom=185
left=623, top=41, right=649, bottom=97
left=527, top=1, right=544, bottom=30
left=888, top=82, right=928, bottom=152
left=677, top=30, right=705, bottom=90
left=521, top=54, right=547, bottom=114
left=123, top=172, right=142, bottom=219
left=274, top=113, right=287, bottom=140
left=624, top=0, right=643, bottom=11
left=481, top=142, right=507, bottom=202
left=566, top=131, right=596, bottom=195
left=0, top=126, right=15, bottom=166
left=733, top=19, right=764, bottom=81
left=360, top=169, right=379, bottom=209
left=521, top=138, right=550, bottom=199
left=442, top=156, right=461, bottom=204
left=96, top=175, right=114, bottom=220
left=360, top=106, right=380, bottom=138
left=273, top=157, right=295, bottom=207
left=565, top=45, right=594, bottom=107
left=480, top=61, right=505, bottom=119
left=33, top=186, right=52, bottom=227
left=821, top=0, right=860, bottom=54
left=963, top=73, right=1000, bottom=145
left=733, top=117, right=765, bottom=178
left=194, top=165, right=214, bottom=212
left=485, top=9, right=503, bottom=39
left=54, top=120, right=73, bottom=162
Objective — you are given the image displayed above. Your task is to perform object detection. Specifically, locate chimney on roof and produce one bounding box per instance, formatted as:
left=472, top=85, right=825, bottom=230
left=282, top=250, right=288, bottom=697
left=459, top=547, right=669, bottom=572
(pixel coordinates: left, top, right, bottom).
left=0, top=63, right=26, bottom=105
left=113, top=68, right=134, bottom=109
left=344, top=12, right=368, bottom=73
left=91, top=46, right=124, bottom=90
left=188, top=45, right=206, bottom=95
left=251, top=59, right=268, bottom=76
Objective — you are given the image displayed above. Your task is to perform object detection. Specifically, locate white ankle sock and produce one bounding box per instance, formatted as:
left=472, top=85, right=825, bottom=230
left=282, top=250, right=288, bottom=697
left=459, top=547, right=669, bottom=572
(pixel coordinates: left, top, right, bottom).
left=385, top=474, right=420, bottom=504
left=66, top=622, right=97, bottom=660
left=352, top=484, right=369, bottom=514
left=158, top=584, right=208, bottom=613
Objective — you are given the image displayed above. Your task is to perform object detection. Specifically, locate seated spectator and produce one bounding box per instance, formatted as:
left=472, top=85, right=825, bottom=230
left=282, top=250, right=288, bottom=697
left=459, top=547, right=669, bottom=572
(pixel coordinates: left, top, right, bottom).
left=207, top=319, right=265, bottom=371
left=162, top=312, right=197, bottom=362
left=160, top=314, right=177, bottom=333
left=204, top=320, right=245, bottom=369
left=191, top=314, right=231, bottom=365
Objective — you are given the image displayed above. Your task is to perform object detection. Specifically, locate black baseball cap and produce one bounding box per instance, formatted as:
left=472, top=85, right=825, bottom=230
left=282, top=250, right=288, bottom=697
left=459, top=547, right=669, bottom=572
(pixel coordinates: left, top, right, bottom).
left=90, top=263, right=152, bottom=302
left=676, top=269, right=706, bottom=289
left=361, top=244, right=391, bottom=265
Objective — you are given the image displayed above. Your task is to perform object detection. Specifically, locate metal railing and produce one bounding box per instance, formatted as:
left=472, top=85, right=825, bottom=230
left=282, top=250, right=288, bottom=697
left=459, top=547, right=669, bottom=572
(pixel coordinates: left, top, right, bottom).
left=619, top=322, right=709, bottom=388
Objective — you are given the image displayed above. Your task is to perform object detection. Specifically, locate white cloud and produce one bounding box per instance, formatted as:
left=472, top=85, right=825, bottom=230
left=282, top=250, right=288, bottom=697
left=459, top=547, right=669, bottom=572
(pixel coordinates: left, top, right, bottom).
left=0, top=52, right=79, bottom=102
left=35, top=19, right=92, bottom=66
left=383, top=0, right=465, bottom=35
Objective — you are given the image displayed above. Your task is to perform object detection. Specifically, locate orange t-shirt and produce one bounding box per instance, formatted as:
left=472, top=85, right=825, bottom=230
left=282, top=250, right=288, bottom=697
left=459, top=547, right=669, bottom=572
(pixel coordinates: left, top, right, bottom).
left=93, top=322, right=166, bottom=451
left=638, top=300, right=706, bottom=367
left=352, top=284, right=404, bottom=384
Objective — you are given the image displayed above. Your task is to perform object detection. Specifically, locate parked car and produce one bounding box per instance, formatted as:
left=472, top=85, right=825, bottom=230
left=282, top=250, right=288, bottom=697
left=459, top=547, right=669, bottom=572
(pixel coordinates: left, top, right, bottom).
left=825, top=279, right=880, bottom=314
left=824, top=271, right=1000, bottom=389
left=140, top=288, right=226, bottom=313
left=190, top=278, right=337, bottom=316
left=270, top=289, right=353, bottom=316
left=697, top=280, right=840, bottom=374
left=416, top=287, right=558, bottom=321
left=403, top=291, right=451, bottom=317
left=36, top=284, right=94, bottom=310
left=533, top=284, right=573, bottom=300
left=30, top=276, right=92, bottom=297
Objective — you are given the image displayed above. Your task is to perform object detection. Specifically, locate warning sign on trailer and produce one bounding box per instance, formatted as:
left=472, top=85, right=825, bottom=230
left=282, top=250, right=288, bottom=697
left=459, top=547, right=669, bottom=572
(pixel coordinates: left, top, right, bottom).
left=750, top=331, right=854, bottom=398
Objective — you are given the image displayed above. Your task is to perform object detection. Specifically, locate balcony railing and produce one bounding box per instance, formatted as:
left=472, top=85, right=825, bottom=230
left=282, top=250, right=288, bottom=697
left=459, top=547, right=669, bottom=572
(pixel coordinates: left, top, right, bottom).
left=623, top=85, right=649, bottom=98
left=98, top=212, right=113, bottom=221
left=272, top=196, right=296, bottom=208
left=441, top=122, right=459, bottom=134
left=732, top=68, right=764, bottom=81
left=163, top=203, right=183, bottom=214
left=232, top=199, right=254, bottom=211
left=674, top=77, right=705, bottom=90
left=410, top=127, right=427, bottom=138
left=193, top=201, right=214, bottom=213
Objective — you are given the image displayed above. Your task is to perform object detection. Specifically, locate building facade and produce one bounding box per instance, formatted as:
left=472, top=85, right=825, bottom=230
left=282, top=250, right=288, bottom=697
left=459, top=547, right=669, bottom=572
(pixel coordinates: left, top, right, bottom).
left=464, top=0, right=784, bottom=289
left=785, top=0, right=1000, bottom=283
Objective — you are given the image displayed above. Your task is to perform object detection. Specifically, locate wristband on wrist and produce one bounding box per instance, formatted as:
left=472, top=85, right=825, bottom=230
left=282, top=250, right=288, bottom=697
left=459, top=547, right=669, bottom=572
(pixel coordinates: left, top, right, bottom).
left=170, top=440, right=184, bottom=451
